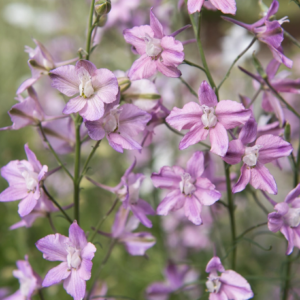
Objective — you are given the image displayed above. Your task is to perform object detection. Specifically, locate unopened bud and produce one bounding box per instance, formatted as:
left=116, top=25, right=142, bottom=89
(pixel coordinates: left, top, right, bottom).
left=118, top=77, right=131, bottom=93
left=252, top=53, right=267, bottom=80
left=94, top=14, right=108, bottom=27
left=95, top=0, right=111, bottom=16
left=123, top=93, right=161, bottom=100
left=284, top=123, right=291, bottom=143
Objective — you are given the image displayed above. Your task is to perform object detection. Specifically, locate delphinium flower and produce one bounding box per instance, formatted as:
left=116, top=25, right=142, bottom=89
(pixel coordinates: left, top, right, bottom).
left=187, top=0, right=236, bottom=15
left=223, top=117, right=293, bottom=194
left=123, top=8, right=185, bottom=80
left=0, top=144, right=48, bottom=217
left=223, top=0, right=292, bottom=68
left=151, top=151, right=221, bottom=225
left=50, top=60, right=119, bottom=121
left=205, top=256, right=254, bottom=299
left=3, top=256, right=42, bottom=300
left=146, top=262, right=199, bottom=300
left=86, top=159, right=155, bottom=228
left=166, top=80, right=251, bottom=156
left=268, top=184, right=300, bottom=255
left=36, top=221, right=96, bottom=300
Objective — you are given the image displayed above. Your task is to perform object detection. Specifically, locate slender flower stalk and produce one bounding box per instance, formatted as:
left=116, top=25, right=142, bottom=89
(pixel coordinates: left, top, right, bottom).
left=86, top=0, right=96, bottom=60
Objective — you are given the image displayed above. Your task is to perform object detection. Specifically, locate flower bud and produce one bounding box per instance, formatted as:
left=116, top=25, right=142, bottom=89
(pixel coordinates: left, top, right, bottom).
left=118, top=77, right=131, bottom=93
left=95, top=0, right=111, bottom=16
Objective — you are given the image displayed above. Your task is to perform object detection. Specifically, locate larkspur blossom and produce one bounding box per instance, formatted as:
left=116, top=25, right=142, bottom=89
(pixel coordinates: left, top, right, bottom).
left=0, top=144, right=48, bottom=217
left=205, top=256, right=253, bottom=299
left=36, top=221, right=96, bottom=300
left=187, top=0, right=236, bottom=15
left=123, top=8, right=185, bottom=80
left=50, top=60, right=119, bottom=121
left=268, top=184, right=300, bottom=255
left=151, top=151, right=221, bottom=225
left=166, top=80, right=251, bottom=156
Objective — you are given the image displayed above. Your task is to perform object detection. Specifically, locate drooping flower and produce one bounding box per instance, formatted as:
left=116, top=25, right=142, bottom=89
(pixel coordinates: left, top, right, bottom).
left=85, top=99, right=151, bottom=153
left=3, top=256, right=42, bottom=300
left=187, top=0, right=236, bottom=15
left=151, top=151, right=221, bottom=225
left=0, top=144, right=48, bottom=217
left=268, top=184, right=300, bottom=255
left=223, top=117, right=293, bottom=194
left=50, top=60, right=119, bottom=121
left=36, top=221, right=96, bottom=300
left=166, top=80, right=251, bottom=156
left=205, top=256, right=254, bottom=299
left=86, top=159, right=155, bottom=228
left=223, top=0, right=292, bottom=68
left=123, top=8, right=185, bottom=80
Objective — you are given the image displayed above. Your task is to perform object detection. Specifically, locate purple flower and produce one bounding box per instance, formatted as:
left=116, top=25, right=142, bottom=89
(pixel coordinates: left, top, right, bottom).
left=36, top=221, right=96, bottom=300
left=50, top=60, right=119, bottom=121
left=223, top=0, right=292, bottom=68
left=0, top=144, right=48, bottom=217
left=85, top=100, right=151, bottom=152
left=3, top=256, right=42, bottom=300
left=87, top=159, right=155, bottom=228
left=166, top=80, right=251, bottom=156
left=123, top=8, right=184, bottom=80
left=187, top=0, right=236, bottom=15
left=223, top=118, right=293, bottom=194
left=205, top=256, right=253, bottom=300
left=151, top=151, right=221, bottom=225
left=268, top=184, right=300, bottom=255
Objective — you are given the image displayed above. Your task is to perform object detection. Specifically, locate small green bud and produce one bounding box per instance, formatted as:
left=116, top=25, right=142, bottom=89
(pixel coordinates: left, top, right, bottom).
left=252, top=53, right=267, bottom=80
left=284, top=123, right=291, bottom=143
left=118, top=77, right=131, bottom=93
left=95, top=0, right=111, bottom=16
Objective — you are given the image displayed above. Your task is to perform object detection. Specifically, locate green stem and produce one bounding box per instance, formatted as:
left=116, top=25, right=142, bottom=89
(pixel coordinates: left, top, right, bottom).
left=250, top=190, right=269, bottom=215
left=179, top=77, right=198, bottom=98
left=284, top=30, right=300, bottom=48
left=38, top=289, right=46, bottom=300
left=236, top=222, right=268, bottom=240
left=182, top=59, right=206, bottom=74
left=47, top=213, right=57, bottom=233
left=224, top=162, right=236, bottom=270
left=86, top=0, right=96, bottom=60
left=294, top=132, right=300, bottom=187
left=38, top=123, right=73, bottom=180
left=42, top=185, right=73, bottom=224
left=218, top=37, right=257, bottom=90
left=89, top=198, right=119, bottom=243
left=247, top=86, right=262, bottom=108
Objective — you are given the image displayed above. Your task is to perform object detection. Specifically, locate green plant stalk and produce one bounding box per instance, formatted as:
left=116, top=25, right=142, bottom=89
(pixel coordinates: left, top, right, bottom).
left=179, top=77, right=198, bottom=98
left=183, top=59, right=206, bottom=74
left=86, top=0, right=96, bottom=60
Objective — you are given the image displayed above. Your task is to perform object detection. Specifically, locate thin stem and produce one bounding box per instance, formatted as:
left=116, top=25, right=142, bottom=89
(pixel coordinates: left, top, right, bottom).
left=38, top=123, right=73, bottom=180
left=89, top=198, right=119, bottom=243
left=282, top=253, right=292, bottom=300
left=294, top=131, right=300, bottom=187
left=250, top=190, right=269, bottom=215
left=284, top=30, right=300, bottom=48
left=179, top=77, right=198, bottom=98
left=47, top=213, right=57, bottom=233
left=224, top=162, right=236, bottom=270
left=218, top=37, right=257, bottom=90
left=236, top=222, right=268, bottom=240
left=42, top=185, right=73, bottom=224
left=38, top=289, right=46, bottom=300
left=86, top=0, right=96, bottom=60
left=80, top=140, right=101, bottom=182
left=247, top=86, right=262, bottom=108
left=182, top=59, right=206, bottom=74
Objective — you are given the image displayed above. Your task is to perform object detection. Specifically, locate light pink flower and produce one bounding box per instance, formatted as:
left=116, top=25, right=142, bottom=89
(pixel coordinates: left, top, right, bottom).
left=187, top=0, right=236, bottom=15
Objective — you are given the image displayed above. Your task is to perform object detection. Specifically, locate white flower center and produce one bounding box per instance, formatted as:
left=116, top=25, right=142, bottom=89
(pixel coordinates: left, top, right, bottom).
left=243, top=145, right=263, bottom=167
left=19, top=164, right=39, bottom=192
left=179, top=173, right=196, bottom=195
left=284, top=207, right=300, bottom=228
left=78, top=67, right=94, bottom=98
left=206, top=276, right=221, bottom=293
left=19, top=275, right=33, bottom=296
left=67, top=246, right=82, bottom=270
left=102, top=108, right=120, bottom=133
left=144, top=33, right=162, bottom=57
left=117, top=185, right=127, bottom=202
left=201, top=105, right=217, bottom=129
left=128, top=177, right=142, bottom=204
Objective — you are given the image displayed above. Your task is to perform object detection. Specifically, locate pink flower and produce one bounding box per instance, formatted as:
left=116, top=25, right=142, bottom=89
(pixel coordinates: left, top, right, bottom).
left=205, top=256, right=254, bottom=300
left=0, top=144, right=48, bottom=217
left=268, top=184, right=300, bottom=255
left=50, top=60, right=119, bottom=121
left=3, top=256, right=42, bottom=300
left=187, top=0, right=236, bottom=15
left=123, top=8, right=185, bottom=80
left=151, top=151, right=221, bottom=225
left=36, top=221, right=96, bottom=300
left=166, top=80, right=251, bottom=156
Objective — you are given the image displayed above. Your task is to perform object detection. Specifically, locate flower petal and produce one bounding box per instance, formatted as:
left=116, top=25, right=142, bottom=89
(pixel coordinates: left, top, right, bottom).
left=18, top=193, right=38, bottom=217
left=285, top=184, right=300, bottom=204
left=0, top=186, right=28, bottom=202
left=157, top=189, right=186, bottom=216
left=222, top=139, right=245, bottom=165
left=85, top=119, right=106, bottom=141
left=232, top=164, right=251, bottom=194
left=210, top=0, right=236, bottom=14
left=69, top=221, right=88, bottom=249
left=107, top=133, right=142, bottom=153
left=156, top=60, right=181, bottom=78
left=198, top=81, right=218, bottom=107
left=186, top=151, right=205, bottom=179
left=187, top=0, right=205, bottom=14
left=238, top=117, right=257, bottom=145
left=209, top=123, right=228, bottom=157
left=151, top=166, right=183, bottom=189
left=184, top=195, right=202, bottom=225
left=130, top=199, right=155, bottom=228
left=179, top=124, right=208, bottom=150
left=42, top=262, right=70, bottom=287
left=150, top=8, right=164, bottom=38
left=81, top=243, right=97, bottom=261
left=268, top=212, right=283, bottom=233
left=128, top=54, right=157, bottom=80
left=63, top=96, right=87, bottom=115
left=79, top=96, right=105, bottom=121
left=63, top=270, right=86, bottom=300
left=78, top=258, right=92, bottom=281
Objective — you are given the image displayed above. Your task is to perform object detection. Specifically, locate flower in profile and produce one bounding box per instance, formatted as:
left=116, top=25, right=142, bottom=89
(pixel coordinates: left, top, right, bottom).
left=50, top=60, right=119, bottom=121
left=3, top=256, right=42, bottom=300
left=86, top=159, right=155, bottom=228
left=151, top=151, right=221, bottom=225
left=223, top=117, right=293, bottom=194
left=36, top=221, right=96, bottom=300
left=0, top=144, right=48, bottom=217
left=223, top=0, right=292, bottom=68
left=166, top=80, right=251, bottom=156
left=268, top=184, right=300, bottom=255
left=123, top=8, right=185, bottom=80
left=85, top=99, right=151, bottom=153
left=187, top=0, right=236, bottom=15
left=205, top=256, right=253, bottom=299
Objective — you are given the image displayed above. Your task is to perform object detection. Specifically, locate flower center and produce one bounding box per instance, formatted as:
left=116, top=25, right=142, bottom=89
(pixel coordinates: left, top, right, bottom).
left=284, top=207, right=300, bottom=228
left=201, top=105, right=217, bottom=129
left=78, top=67, right=94, bottom=98
left=144, top=33, right=162, bottom=58
left=128, top=176, right=142, bottom=204
left=243, top=145, right=263, bottom=167
left=102, top=108, right=121, bottom=133
left=19, top=275, right=33, bottom=296
left=179, top=173, right=196, bottom=195
left=67, top=246, right=82, bottom=270
left=18, top=164, right=39, bottom=192
left=206, top=276, right=221, bottom=293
